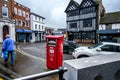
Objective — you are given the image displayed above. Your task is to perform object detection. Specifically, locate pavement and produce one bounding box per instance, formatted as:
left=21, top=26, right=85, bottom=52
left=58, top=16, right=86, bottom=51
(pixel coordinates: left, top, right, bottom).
left=0, top=43, right=58, bottom=80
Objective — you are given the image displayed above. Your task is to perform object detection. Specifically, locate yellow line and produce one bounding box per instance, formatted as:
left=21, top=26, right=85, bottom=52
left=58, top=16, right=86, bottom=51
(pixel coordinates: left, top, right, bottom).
left=0, top=78, right=4, bottom=80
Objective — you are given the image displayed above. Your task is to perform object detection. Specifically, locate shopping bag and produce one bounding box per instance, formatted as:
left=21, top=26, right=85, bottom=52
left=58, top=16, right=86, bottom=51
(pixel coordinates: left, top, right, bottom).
left=1, top=52, right=4, bottom=59
left=1, top=51, right=8, bottom=60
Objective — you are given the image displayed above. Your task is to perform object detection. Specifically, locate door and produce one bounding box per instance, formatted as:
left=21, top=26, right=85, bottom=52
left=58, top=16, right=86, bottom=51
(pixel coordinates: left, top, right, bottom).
left=3, top=25, right=9, bottom=40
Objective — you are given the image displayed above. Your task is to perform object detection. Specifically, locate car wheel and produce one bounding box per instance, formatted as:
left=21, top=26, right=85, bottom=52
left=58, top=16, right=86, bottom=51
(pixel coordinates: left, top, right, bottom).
left=77, top=55, right=89, bottom=58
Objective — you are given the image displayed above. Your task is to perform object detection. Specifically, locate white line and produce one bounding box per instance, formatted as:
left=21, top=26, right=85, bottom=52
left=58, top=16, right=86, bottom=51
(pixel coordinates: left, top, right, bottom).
left=16, top=48, right=46, bottom=62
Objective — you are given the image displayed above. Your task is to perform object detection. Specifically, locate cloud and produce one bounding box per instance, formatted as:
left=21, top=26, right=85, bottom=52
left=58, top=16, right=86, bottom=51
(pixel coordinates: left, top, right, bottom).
left=15, top=0, right=120, bottom=28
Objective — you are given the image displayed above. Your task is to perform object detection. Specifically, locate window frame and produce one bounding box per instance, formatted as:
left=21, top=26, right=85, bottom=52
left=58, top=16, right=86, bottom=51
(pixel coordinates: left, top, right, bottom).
left=2, top=6, right=8, bottom=17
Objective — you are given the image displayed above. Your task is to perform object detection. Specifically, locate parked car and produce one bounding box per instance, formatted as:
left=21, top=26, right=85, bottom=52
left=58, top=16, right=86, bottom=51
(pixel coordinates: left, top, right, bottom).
left=72, top=42, right=120, bottom=59
left=63, top=41, right=79, bottom=54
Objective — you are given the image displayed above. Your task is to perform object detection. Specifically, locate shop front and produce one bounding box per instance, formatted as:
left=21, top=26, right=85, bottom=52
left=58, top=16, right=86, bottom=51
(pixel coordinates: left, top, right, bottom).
left=16, top=28, right=33, bottom=42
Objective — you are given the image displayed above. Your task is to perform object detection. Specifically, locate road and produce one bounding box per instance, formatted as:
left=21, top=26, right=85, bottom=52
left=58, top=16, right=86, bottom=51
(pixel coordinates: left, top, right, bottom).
left=20, top=42, right=74, bottom=60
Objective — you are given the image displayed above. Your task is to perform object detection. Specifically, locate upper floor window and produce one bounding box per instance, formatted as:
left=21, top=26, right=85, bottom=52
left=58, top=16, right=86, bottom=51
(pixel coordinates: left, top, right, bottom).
left=67, top=11, right=79, bottom=17
left=22, top=21, right=26, bottom=26
left=39, top=25, right=41, bottom=29
left=26, top=12, right=29, bottom=17
left=18, top=20, right=22, bottom=26
left=18, top=9, right=22, bottom=16
left=70, top=23, right=77, bottom=28
left=83, top=19, right=92, bottom=27
left=39, top=17, right=41, bottom=21
left=106, top=24, right=112, bottom=29
left=80, top=7, right=95, bottom=14
left=35, top=24, right=37, bottom=29
left=2, top=6, right=8, bottom=17
left=14, top=7, right=17, bottom=15
left=35, top=16, right=37, bottom=20
left=23, top=11, right=26, bottom=17
left=42, top=26, right=44, bottom=30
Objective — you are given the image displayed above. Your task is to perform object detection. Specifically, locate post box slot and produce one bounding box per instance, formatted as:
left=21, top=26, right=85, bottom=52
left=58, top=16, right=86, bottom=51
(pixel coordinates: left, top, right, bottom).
left=48, top=39, right=57, bottom=47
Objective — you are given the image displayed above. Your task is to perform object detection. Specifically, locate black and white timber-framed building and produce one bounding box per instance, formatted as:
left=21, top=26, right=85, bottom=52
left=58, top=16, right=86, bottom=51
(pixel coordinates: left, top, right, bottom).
left=65, top=0, right=105, bottom=43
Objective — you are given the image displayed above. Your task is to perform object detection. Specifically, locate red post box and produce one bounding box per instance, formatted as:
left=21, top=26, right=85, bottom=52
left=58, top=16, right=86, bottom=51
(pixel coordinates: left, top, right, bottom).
left=46, top=36, right=64, bottom=69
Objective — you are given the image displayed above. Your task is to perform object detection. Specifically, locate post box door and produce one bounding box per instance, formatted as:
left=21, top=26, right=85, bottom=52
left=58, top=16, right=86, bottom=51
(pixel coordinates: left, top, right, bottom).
left=46, top=38, right=57, bottom=69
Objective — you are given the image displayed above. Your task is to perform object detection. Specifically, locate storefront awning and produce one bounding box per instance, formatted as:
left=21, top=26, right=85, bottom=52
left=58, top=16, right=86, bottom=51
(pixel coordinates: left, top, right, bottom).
left=23, top=29, right=33, bottom=33
left=16, top=29, right=24, bottom=32
left=16, top=28, right=33, bottom=33
left=97, top=29, right=120, bottom=34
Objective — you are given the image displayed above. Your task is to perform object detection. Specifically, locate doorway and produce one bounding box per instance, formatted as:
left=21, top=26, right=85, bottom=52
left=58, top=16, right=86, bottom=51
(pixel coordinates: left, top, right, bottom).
left=3, top=25, right=9, bottom=40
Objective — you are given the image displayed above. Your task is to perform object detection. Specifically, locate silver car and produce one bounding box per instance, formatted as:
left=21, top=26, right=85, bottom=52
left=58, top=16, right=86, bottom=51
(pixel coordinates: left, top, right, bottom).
left=72, top=42, right=120, bottom=59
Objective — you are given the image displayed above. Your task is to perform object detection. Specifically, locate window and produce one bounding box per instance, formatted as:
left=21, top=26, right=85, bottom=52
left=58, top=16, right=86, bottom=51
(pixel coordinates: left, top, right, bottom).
left=106, top=24, right=112, bottom=29
left=22, top=21, right=26, bottom=26
left=115, top=46, right=120, bottom=52
left=39, top=25, right=41, bottom=29
left=23, top=11, right=26, bottom=17
left=2, top=6, right=8, bottom=17
left=80, top=7, right=95, bottom=14
left=39, top=17, right=41, bottom=21
left=67, top=11, right=79, bottom=16
left=100, top=45, right=115, bottom=52
left=42, top=26, right=44, bottom=30
left=83, top=19, right=92, bottom=27
left=70, top=23, right=77, bottom=28
left=18, top=20, right=22, bottom=26
left=18, top=9, right=22, bottom=16
left=26, top=21, right=29, bottom=27
left=26, top=12, right=29, bottom=17
left=35, top=16, right=37, bottom=20
left=14, top=7, right=17, bottom=15
left=35, top=24, right=37, bottom=29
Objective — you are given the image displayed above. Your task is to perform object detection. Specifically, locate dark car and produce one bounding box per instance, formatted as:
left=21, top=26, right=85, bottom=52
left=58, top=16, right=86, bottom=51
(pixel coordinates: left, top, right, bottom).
left=63, top=41, right=79, bottom=54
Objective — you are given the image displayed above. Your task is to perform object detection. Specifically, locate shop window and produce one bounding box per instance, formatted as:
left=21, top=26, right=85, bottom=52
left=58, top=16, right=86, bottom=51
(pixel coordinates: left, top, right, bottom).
left=2, top=6, right=8, bottom=17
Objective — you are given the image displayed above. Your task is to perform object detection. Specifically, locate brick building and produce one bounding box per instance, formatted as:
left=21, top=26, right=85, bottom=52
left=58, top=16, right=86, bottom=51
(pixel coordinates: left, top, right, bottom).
left=13, top=1, right=32, bottom=42
left=0, top=0, right=15, bottom=42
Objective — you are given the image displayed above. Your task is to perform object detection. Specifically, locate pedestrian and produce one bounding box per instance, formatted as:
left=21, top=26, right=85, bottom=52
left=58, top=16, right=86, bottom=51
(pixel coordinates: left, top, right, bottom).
left=2, top=34, right=15, bottom=65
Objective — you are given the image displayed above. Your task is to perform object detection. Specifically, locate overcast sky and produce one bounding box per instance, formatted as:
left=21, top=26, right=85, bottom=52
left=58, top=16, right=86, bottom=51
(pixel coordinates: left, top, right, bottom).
left=15, top=0, right=120, bottom=28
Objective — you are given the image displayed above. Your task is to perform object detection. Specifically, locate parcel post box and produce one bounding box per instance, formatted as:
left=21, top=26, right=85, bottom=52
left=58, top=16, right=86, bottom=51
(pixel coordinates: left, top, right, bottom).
left=46, top=36, right=64, bottom=69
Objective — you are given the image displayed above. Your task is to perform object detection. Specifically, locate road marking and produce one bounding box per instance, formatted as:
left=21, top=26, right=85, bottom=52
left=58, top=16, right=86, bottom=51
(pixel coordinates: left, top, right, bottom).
left=0, top=78, right=4, bottom=80
left=16, top=48, right=46, bottom=62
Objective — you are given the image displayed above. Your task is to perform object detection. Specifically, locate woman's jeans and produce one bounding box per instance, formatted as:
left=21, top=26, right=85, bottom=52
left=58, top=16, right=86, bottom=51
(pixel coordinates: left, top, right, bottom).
left=5, top=50, right=15, bottom=65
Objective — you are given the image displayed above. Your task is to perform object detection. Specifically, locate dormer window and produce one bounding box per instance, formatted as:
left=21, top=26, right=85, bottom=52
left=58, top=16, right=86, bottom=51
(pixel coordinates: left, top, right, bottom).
left=2, top=6, right=8, bottom=17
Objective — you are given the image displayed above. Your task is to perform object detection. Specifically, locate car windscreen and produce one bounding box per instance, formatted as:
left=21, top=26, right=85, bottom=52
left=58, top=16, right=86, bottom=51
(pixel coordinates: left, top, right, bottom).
left=88, top=43, right=103, bottom=49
